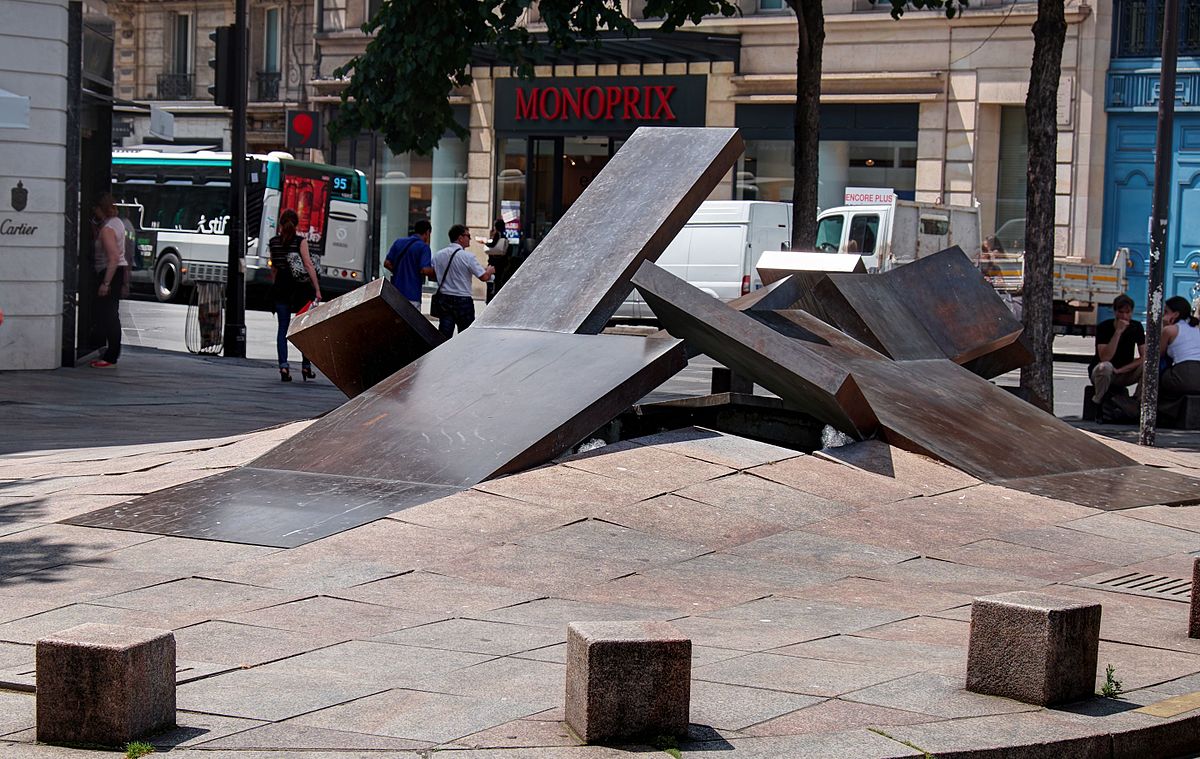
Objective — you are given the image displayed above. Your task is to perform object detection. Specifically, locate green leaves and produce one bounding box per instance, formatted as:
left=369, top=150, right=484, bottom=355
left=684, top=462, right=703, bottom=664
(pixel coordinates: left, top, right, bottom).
left=329, top=0, right=737, bottom=155
left=875, top=0, right=970, bottom=21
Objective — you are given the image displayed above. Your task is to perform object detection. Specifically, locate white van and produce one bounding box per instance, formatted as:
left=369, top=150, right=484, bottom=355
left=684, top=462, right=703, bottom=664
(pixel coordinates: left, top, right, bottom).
left=813, top=199, right=980, bottom=272
left=617, top=200, right=792, bottom=320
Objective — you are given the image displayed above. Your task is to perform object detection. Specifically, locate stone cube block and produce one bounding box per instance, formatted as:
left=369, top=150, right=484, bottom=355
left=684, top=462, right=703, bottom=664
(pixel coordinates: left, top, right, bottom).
left=966, top=592, right=1100, bottom=706
left=565, top=621, right=690, bottom=743
left=36, top=623, right=176, bottom=746
left=1190, top=558, right=1200, bottom=639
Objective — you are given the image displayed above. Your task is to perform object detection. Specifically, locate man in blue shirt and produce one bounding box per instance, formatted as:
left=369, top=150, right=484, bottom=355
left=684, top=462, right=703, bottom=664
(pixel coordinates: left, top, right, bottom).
left=383, top=219, right=434, bottom=310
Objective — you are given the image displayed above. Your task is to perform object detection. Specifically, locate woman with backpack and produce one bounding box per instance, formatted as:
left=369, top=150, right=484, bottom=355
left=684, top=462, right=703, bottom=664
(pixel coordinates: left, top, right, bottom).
left=269, top=208, right=322, bottom=382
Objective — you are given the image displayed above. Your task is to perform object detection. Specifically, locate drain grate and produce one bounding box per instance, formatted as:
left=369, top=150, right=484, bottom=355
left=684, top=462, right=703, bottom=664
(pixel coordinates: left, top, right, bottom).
left=1071, top=570, right=1193, bottom=603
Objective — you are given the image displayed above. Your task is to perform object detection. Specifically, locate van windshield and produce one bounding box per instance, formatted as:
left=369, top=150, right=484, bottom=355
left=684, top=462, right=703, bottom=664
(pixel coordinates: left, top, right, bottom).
left=815, top=215, right=844, bottom=252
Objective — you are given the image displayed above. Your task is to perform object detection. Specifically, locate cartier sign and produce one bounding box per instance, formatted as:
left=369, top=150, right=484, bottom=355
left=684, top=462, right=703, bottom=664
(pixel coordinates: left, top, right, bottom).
left=495, top=76, right=706, bottom=135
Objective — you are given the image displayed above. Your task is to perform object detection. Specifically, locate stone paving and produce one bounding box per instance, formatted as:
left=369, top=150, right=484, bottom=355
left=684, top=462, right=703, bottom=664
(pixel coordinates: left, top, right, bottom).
left=1, top=419, right=1200, bottom=757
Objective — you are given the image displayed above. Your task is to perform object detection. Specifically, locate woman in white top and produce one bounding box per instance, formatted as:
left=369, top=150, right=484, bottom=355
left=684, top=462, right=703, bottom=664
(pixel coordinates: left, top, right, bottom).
left=90, top=193, right=129, bottom=368
left=1158, top=295, right=1200, bottom=425
left=478, top=218, right=509, bottom=302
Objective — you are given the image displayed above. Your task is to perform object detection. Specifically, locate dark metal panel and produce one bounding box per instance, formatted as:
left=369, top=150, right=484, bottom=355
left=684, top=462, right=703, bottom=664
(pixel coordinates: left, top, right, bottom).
left=813, top=274, right=945, bottom=359
left=258, top=328, right=687, bottom=486
left=843, top=358, right=1136, bottom=481
left=995, top=466, right=1200, bottom=510
left=632, top=261, right=878, bottom=437
left=286, top=278, right=444, bottom=398
left=879, top=247, right=1028, bottom=367
left=63, top=468, right=459, bottom=548
left=476, top=127, right=744, bottom=334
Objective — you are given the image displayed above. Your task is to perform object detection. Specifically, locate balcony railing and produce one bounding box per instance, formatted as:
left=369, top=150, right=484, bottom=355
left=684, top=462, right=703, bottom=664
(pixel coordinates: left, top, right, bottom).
left=256, top=71, right=281, bottom=102
left=156, top=72, right=193, bottom=100
left=1115, top=0, right=1200, bottom=58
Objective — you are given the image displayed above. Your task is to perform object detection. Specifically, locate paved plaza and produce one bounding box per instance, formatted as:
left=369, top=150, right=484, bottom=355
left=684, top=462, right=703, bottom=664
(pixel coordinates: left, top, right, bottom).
left=1, top=348, right=1200, bottom=757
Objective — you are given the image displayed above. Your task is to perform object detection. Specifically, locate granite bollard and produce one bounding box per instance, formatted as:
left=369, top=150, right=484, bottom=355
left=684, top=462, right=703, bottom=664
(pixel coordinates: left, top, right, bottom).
left=565, top=621, right=691, bottom=743
left=36, top=623, right=176, bottom=746
left=1190, top=557, right=1200, bottom=639
left=966, top=592, right=1101, bottom=706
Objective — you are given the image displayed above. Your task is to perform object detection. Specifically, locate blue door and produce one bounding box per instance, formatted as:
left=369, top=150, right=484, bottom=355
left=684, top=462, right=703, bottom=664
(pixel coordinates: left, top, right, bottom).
left=1168, top=124, right=1200, bottom=305
left=1102, top=115, right=1156, bottom=319
left=1102, top=113, right=1200, bottom=320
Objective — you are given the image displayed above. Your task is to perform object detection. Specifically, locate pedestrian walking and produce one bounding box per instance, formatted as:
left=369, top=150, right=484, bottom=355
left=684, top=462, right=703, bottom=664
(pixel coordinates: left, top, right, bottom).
left=478, top=218, right=509, bottom=303
left=430, top=224, right=493, bottom=338
left=269, top=208, right=322, bottom=382
left=383, top=218, right=434, bottom=310
left=90, top=193, right=128, bottom=368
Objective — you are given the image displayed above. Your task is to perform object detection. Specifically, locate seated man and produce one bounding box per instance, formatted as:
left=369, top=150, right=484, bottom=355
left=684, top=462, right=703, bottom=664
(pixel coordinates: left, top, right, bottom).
left=1090, top=293, right=1145, bottom=405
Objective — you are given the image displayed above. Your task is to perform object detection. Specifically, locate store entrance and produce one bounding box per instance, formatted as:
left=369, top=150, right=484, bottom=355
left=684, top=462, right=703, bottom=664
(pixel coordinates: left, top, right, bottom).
left=524, top=135, right=623, bottom=246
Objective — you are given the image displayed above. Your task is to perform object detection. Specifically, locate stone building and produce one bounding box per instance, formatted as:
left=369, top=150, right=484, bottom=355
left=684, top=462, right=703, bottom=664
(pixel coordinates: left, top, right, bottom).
left=107, top=0, right=316, bottom=151
left=312, top=0, right=1108, bottom=277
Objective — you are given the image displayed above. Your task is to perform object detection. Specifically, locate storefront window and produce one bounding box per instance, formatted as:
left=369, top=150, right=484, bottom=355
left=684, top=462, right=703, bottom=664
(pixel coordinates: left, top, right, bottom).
left=995, top=106, right=1028, bottom=251
left=377, top=137, right=467, bottom=266
left=736, top=138, right=916, bottom=209
left=496, top=137, right=526, bottom=239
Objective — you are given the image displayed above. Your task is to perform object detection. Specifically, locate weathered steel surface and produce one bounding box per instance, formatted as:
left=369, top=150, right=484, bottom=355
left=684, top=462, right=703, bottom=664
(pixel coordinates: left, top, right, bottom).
left=259, top=328, right=687, bottom=486
left=994, top=466, right=1200, bottom=510
left=65, top=468, right=458, bottom=548
left=286, top=278, right=445, bottom=397
left=842, top=357, right=1136, bottom=482
left=814, top=247, right=1029, bottom=378
left=632, top=261, right=878, bottom=437
left=475, top=127, right=744, bottom=335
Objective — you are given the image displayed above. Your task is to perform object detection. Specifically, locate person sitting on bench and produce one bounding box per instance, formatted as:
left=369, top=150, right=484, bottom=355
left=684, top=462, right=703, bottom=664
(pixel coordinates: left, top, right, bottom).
left=1090, top=293, right=1145, bottom=405
left=1158, top=295, right=1200, bottom=427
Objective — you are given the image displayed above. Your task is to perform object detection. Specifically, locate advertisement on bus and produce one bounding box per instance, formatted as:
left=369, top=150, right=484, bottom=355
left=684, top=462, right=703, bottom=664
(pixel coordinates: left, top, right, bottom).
left=279, top=162, right=332, bottom=256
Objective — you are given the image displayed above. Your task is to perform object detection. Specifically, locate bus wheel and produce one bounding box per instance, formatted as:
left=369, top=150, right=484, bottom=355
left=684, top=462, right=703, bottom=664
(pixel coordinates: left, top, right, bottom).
left=154, top=252, right=182, bottom=302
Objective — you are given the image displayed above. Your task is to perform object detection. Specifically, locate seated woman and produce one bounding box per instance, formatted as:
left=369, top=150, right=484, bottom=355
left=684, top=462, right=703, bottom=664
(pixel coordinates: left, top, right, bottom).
left=1158, top=295, right=1200, bottom=426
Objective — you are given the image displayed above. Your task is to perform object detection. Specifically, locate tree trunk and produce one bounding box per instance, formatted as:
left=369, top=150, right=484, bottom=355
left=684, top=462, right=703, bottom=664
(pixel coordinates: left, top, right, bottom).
left=1018, top=0, right=1066, bottom=413
left=789, top=0, right=824, bottom=250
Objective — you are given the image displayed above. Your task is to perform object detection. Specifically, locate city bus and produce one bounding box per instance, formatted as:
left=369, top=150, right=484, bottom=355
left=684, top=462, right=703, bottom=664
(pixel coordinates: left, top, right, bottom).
left=110, top=149, right=370, bottom=301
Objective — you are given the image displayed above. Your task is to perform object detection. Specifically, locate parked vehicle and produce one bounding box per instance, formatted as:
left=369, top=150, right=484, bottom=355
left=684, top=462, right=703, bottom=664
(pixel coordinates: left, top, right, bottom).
left=616, top=200, right=792, bottom=320
left=111, top=149, right=370, bottom=302
left=813, top=199, right=981, bottom=273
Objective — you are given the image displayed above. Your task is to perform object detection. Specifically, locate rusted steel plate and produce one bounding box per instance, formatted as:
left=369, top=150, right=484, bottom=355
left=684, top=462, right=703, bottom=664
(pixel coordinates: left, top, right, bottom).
left=258, top=328, right=687, bottom=486
left=287, top=278, right=445, bottom=397
left=64, top=468, right=458, bottom=548
left=994, top=466, right=1200, bottom=510
left=632, top=261, right=878, bottom=437
left=813, top=247, right=1029, bottom=378
left=842, top=357, right=1136, bottom=483
left=475, top=127, right=744, bottom=335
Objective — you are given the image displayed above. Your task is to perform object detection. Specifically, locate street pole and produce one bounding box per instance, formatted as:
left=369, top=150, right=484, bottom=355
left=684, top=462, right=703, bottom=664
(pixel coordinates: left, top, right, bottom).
left=222, top=0, right=249, bottom=357
left=1139, top=0, right=1179, bottom=446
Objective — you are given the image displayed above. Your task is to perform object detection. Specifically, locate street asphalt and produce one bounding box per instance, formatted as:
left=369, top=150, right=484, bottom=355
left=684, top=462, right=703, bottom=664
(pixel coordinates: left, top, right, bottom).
left=0, top=296, right=1196, bottom=455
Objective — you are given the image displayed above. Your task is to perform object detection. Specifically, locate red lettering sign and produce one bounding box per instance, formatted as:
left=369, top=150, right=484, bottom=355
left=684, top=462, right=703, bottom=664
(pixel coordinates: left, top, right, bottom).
left=512, top=83, right=679, bottom=123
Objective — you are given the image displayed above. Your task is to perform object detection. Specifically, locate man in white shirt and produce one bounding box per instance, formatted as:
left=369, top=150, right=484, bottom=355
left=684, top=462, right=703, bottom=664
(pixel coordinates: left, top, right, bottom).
left=431, top=224, right=494, bottom=338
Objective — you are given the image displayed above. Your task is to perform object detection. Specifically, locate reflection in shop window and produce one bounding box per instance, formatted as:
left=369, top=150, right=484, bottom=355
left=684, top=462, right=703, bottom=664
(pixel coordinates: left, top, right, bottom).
left=377, top=138, right=467, bottom=269
left=736, top=140, right=793, bottom=202
left=737, top=139, right=916, bottom=208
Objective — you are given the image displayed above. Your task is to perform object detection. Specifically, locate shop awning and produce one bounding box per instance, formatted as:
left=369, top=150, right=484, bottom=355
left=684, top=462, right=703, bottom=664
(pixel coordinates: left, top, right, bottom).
left=471, top=29, right=740, bottom=70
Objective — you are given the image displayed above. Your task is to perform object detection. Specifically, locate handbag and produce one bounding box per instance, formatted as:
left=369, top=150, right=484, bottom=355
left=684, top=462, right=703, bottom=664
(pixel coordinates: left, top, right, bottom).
left=429, top=248, right=459, bottom=318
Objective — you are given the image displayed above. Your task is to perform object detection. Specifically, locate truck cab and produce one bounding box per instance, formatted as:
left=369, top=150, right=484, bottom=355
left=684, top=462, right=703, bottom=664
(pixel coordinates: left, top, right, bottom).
left=814, top=200, right=981, bottom=272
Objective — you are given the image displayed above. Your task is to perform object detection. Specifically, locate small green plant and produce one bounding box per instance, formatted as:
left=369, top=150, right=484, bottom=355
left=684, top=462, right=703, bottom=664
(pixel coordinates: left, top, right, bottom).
left=1100, top=663, right=1124, bottom=698
left=652, top=734, right=682, bottom=759
left=125, top=741, right=154, bottom=759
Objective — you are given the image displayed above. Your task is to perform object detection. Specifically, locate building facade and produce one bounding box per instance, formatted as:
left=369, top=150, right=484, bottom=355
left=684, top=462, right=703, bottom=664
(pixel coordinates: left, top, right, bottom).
left=1101, top=0, right=1200, bottom=317
left=1, top=0, right=116, bottom=370
left=107, top=0, right=315, bottom=151
left=313, top=0, right=1109, bottom=288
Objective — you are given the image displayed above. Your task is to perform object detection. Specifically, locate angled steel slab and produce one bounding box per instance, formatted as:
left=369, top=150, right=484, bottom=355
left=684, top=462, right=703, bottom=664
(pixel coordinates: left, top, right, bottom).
left=65, top=469, right=458, bottom=548
left=632, top=261, right=878, bottom=438
left=286, top=278, right=445, bottom=397
left=259, top=328, right=687, bottom=486
left=813, top=247, right=1030, bottom=378
left=476, top=127, right=744, bottom=335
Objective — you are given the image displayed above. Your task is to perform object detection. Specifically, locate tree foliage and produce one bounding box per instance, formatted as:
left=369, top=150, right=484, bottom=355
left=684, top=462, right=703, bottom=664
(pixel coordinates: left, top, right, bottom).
left=331, top=0, right=737, bottom=156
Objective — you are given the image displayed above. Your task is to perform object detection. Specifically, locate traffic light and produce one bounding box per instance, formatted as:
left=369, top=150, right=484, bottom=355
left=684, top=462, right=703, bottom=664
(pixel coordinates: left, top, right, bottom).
left=208, top=25, right=234, bottom=107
